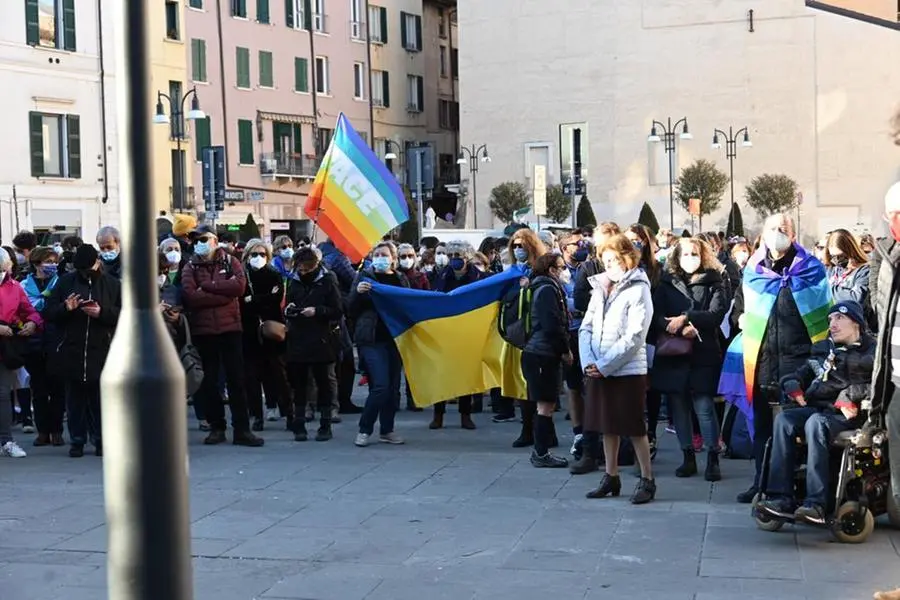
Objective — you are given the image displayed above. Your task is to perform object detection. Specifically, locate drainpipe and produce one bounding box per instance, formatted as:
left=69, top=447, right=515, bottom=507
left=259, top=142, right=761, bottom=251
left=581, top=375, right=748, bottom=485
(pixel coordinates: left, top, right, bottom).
left=365, top=0, right=375, bottom=149
left=309, top=13, right=320, bottom=157
left=96, top=0, right=110, bottom=204
left=448, top=7, right=459, bottom=175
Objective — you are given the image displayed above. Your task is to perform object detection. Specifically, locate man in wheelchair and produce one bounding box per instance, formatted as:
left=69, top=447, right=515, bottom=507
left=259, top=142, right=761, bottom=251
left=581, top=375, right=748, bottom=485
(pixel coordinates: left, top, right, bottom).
left=757, top=301, right=875, bottom=524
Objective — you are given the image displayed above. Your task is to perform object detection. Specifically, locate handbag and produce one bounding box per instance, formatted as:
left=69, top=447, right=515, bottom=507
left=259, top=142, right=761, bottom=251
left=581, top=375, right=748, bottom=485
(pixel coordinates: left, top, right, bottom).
left=0, top=322, right=27, bottom=370
left=248, top=275, right=287, bottom=343
left=655, top=332, right=694, bottom=357
left=178, top=316, right=205, bottom=397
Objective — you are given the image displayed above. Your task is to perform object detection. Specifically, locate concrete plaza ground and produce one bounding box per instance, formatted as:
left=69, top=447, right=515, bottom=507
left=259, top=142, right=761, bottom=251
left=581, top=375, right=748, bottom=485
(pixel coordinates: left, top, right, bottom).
left=1, top=401, right=899, bottom=600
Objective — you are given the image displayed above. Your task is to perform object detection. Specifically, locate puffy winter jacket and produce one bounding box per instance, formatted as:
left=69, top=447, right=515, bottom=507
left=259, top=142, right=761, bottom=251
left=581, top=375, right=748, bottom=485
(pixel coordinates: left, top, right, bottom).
left=284, top=268, right=343, bottom=363
left=347, top=269, right=409, bottom=346
left=578, top=268, right=653, bottom=378
left=524, top=276, right=569, bottom=359
left=181, top=248, right=245, bottom=336
left=0, top=277, right=42, bottom=330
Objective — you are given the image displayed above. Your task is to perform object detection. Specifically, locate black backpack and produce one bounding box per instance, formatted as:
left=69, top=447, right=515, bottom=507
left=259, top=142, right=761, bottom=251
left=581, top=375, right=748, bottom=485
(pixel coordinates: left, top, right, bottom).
left=498, top=286, right=533, bottom=349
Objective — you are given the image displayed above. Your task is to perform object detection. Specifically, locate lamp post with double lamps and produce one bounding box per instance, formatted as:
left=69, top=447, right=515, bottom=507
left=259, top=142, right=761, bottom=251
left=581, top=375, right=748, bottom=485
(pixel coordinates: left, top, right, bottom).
left=457, top=144, right=490, bottom=228
left=648, top=117, right=692, bottom=230
left=383, top=140, right=404, bottom=180
left=153, top=87, right=205, bottom=212
left=712, top=126, right=753, bottom=234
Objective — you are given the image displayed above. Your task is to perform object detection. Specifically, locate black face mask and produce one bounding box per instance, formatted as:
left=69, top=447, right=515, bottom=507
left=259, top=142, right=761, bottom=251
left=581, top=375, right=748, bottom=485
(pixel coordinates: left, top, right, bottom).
left=300, top=266, right=319, bottom=283
left=831, top=255, right=849, bottom=269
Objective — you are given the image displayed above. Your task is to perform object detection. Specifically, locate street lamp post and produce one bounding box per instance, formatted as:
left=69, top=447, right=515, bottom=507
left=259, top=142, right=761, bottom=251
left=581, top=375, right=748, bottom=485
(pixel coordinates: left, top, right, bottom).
left=712, top=126, right=752, bottom=234
left=457, top=144, right=490, bottom=229
left=103, top=1, right=192, bottom=599
left=153, top=88, right=205, bottom=212
left=648, top=117, right=692, bottom=230
left=383, top=140, right=403, bottom=180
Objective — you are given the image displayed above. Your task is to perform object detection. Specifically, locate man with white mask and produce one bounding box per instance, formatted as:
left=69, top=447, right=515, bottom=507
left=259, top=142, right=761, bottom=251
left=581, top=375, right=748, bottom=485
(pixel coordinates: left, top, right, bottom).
left=720, top=213, right=831, bottom=504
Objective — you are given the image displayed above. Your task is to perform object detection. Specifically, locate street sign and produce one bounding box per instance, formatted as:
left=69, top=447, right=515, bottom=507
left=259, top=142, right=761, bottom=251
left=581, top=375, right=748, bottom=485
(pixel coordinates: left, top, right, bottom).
left=533, top=165, right=547, bottom=216
left=688, top=198, right=701, bottom=216
left=202, top=145, right=226, bottom=212
left=406, top=145, right=434, bottom=190
left=533, top=190, right=547, bottom=216
left=224, top=190, right=245, bottom=202
left=562, top=178, right=585, bottom=196
left=248, top=190, right=265, bottom=201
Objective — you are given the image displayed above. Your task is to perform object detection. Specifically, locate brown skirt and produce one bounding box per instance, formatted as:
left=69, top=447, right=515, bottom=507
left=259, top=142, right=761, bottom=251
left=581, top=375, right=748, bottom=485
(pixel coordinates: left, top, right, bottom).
left=584, top=375, right=648, bottom=437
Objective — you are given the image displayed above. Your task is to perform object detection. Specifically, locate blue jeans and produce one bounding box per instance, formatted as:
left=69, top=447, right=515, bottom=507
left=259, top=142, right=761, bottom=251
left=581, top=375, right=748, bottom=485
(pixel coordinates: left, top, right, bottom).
left=357, top=342, right=402, bottom=436
left=768, top=407, right=853, bottom=506
left=668, top=393, right=719, bottom=452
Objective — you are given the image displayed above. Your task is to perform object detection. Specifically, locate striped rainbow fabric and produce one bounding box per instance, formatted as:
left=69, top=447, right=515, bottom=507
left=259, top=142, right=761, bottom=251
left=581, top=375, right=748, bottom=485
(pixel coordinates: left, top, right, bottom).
left=304, top=114, right=409, bottom=263
left=718, top=243, right=831, bottom=439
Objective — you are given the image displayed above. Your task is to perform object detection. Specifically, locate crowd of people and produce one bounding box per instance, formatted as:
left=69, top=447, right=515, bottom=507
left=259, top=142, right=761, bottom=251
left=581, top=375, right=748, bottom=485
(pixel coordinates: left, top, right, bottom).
left=4, top=201, right=900, bottom=522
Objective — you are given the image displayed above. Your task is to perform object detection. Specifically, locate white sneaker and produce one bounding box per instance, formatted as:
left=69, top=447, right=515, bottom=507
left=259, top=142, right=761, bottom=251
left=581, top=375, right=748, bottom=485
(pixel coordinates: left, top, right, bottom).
left=379, top=432, right=405, bottom=445
left=570, top=433, right=583, bottom=456
left=354, top=433, right=370, bottom=447
left=1, top=441, right=27, bottom=458
left=265, top=408, right=279, bottom=422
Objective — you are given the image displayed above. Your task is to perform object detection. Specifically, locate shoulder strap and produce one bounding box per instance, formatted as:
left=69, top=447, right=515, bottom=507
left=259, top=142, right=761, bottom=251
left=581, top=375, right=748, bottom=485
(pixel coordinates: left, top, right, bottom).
left=179, top=314, right=193, bottom=346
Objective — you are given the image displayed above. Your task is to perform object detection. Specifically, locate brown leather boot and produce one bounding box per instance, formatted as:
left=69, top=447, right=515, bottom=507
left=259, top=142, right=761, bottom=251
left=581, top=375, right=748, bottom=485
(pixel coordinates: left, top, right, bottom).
left=33, top=433, right=51, bottom=447
left=461, top=414, right=476, bottom=430
left=429, top=411, right=444, bottom=430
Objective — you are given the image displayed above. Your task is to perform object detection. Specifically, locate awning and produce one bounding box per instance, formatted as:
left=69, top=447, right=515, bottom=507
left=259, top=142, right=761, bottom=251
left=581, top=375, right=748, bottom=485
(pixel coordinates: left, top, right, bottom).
left=257, top=110, right=317, bottom=125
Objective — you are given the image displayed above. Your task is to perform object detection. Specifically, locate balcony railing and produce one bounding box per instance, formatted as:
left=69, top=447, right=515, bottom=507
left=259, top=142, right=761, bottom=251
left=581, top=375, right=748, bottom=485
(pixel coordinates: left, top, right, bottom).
left=260, top=153, right=320, bottom=180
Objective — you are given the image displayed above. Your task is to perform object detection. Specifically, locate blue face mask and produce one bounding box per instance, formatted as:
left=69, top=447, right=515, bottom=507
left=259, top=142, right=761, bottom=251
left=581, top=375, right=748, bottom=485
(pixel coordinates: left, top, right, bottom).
left=194, top=242, right=212, bottom=257
left=372, top=256, right=391, bottom=272
left=513, top=248, right=528, bottom=263
left=572, top=248, right=589, bottom=262
left=449, top=257, right=465, bottom=271
left=280, top=248, right=294, bottom=260
left=632, top=241, right=643, bottom=252
left=100, top=249, right=119, bottom=262
left=41, top=263, right=58, bottom=276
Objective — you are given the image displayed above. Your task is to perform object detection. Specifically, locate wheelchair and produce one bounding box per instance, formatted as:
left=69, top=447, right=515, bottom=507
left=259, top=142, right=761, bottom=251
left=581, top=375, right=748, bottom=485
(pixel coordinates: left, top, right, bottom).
left=751, top=388, right=900, bottom=544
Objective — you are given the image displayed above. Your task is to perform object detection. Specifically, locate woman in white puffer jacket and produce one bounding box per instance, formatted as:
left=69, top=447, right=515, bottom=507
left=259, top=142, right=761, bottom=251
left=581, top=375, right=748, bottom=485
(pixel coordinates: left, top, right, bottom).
left=578, top=234, right=656, bottom=504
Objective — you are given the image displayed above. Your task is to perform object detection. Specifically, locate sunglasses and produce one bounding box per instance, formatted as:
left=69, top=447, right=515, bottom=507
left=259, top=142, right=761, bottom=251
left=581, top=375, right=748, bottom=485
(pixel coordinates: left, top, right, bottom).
left=280, top=245, right=293, bottom=250
left=248, top=251, right=266, bottom=258
left=449, top=253, right=464, bottom=259
left=511, top=244, right=523, bottom=249
left=399, top=254, right=416, bottom=260
left=195, top=236, right=213, bottom=244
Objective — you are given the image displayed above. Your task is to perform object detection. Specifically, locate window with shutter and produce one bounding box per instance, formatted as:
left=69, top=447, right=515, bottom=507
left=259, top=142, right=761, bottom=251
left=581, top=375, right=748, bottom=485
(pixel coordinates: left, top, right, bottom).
left=259, top=50, right=274, bottom=88
left=238, top=119, right=254, bottom=164
left=314, top=56, right=329, bottom=94
left=416, top=76, right=423, bottom=112
left=66, top=114, right=81, bottom=178
left=28, top=111, right=81, bottom=178
left=231, top=0, right=247, bottom=18
left=379, top=7, right=387, bottom=43
left=191, top=39, right=207, bottom=82
left=400, top=11, right=407, bottom=48
left=236, top=47, right=250, bottom=88
left=302, top=0, right=312, bottom=30
left=285, top=0, right=294, bottom=28
left=62, top=0, right=75, bottom=50
left=256, top=0, right=269, bottom=23
left=294, top=57, right=308, bottom=92
left=25, top=0, right=40, bottom=46
left=291, top=124, right=303, bottom=154
left=382, top=71, right=390, bottom=108
left=414, top=15, right=422, bottom=51
left=194, top=116, right=211, bottom=162
left=28, top=112, right=44, bottom=177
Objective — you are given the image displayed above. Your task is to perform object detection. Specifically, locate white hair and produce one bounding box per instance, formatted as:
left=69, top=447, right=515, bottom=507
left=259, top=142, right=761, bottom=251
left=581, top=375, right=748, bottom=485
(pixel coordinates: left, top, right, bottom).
left=97, top=226, right=120, bottom=243
left=0, top=248, right=12, bottom=274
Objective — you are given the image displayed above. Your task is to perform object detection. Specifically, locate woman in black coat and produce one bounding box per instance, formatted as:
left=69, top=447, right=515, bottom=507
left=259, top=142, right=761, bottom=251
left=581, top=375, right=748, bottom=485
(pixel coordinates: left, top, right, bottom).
left=650, top=237, right=728, bottom=482
left=240, top=239, right=292, bottom=431
left=284, top=246, right=343, bottom=442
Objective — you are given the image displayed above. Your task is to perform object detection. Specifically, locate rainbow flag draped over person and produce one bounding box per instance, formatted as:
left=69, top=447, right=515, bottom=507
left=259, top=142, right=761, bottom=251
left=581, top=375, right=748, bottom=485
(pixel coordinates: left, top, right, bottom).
left=304, top=114, right=409, bottom=263
left=718, top=243, right=831, bottom=439
left=368, top=270, right=523, bottom=407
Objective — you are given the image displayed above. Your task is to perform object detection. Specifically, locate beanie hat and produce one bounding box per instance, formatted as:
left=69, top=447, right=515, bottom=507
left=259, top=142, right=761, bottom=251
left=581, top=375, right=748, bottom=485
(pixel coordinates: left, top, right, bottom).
left=73, top=244, right=99, bottom=270
left=828, top=301, right=866, bottom=329
left=173, top=214, right=198, bottom=237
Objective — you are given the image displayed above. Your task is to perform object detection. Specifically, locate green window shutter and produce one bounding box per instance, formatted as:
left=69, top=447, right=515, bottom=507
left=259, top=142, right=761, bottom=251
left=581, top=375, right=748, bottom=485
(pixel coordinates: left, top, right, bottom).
left=191, top=39, right=208, bottom=82
left=238, top=119, right=254, bottom=164
left=416, top=76, right=423, bottom=111
left=236, top=47, right=250, bottom=87
left=379, top=7, right=387, bottom=43
left=284, top=0, right=293, bottom=27
left=302, top=0, right=312, bottom=30
left=382, top=71, right=390, bottom=108
left=189, top=0, right=203, bottom=8
left=400, top=11, right=407, bottom=48
left=25, top=0, right=39, bottom=45
left=256, top=0, right=269, bottom=23
left=194, top=117, right=211, bottom=162
left=66, top=115, right=81, bottom=178
left=291, top=123, right=303, bottom=154
left=259, top=51, right=273, bottom=87
left=28, top=112, right=44, bottom=177
left=62, top=0, right=76, bottom=51
left=294, top=57, right=308, bottom=92
left=414, top=15, right=422, bottom=51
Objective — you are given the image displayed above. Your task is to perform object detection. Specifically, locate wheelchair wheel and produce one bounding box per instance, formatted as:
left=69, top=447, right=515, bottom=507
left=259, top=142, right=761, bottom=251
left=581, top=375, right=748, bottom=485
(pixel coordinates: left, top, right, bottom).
left=752, top=493, right=785, bottom=532
left=832, top=501, right=875, bottom=544
left=887, top=488, right=900, bottom=529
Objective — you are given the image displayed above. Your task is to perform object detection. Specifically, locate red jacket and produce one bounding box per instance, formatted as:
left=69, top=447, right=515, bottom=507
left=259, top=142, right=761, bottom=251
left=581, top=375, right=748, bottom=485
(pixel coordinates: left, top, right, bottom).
left=403, top=268, right=431, bottom=291
left=0, top=277, right=42, bottom=330
left=181, top=249, right=245, bottom=336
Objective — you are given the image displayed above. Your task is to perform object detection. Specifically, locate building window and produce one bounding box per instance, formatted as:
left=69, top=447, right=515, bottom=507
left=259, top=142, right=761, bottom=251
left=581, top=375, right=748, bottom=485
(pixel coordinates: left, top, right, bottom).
left=256, top=0, right=270, bottom=23
left=294, top=57, right=309, bottom=92
left=406, top=75, right=423, bottom=112
left=400, top=11, right=421, bottom=51
left=238, top=119, right=254, bottom=164
left=439, top=46, right=446, bottom=77
left=194, top=116, right=211, bottom=161
left=26, top=0, right=76, bottom=51
left=315, top=56, right=329, bottom=94
left=231, top=0, right=247, bottom=18
left=236, top=46, right=250, bottom=88
left=169, top=80, right=184, bottom=138
left=28, top=112, right=81, bottom=178
left=191, top=39, right=207, bottom=82
left=287, top=0, right=307, bottom=29
left=164, top=0, right=180, bottom=40
left=439, top=99, right=458, bottom=130
left=451, top=48, right=458, bottom=79
left=317, top=128, right=333, bottom=154
left=368, top=5, right=387, bottom=43
left=312, top=0, right=326, bottom=32
left=349, top=0, right=363, bottom=39
left=259, top=50, right=274, bottom=88
left=372, top=70, right=389, bottom=107
left=438, top=7, right=446, bottom=38
left=353, top=62, right=365, bottom=100
left=189, top=0, right=203, bottom=8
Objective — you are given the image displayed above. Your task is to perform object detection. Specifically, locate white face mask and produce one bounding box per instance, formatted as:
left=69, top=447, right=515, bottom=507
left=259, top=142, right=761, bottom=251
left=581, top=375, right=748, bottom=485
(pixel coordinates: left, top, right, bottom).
left=165, top=250, right=181, bottom=265
left=680, top=255, right=701, bottom=274
left=735, top=251, right=750, bottom=266
left=249, top=255, right=267, bottom=270
left=606, top=265, right=625, bottom=283
left=764, top=231, right=791, bottom=253
left=399, top=258, right=415, bottom=270
left=435, top=253, right=449, bottom=267
left=422, top=264, right=434, bottom=273
left=558, top=268, right=571, bottom=285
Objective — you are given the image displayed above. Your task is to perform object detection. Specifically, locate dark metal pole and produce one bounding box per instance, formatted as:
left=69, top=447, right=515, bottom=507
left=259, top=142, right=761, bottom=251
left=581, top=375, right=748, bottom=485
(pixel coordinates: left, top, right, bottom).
left=470, top=151, right=478, bottom=229
left=102, top=1, right=192, bottom=599
left=667, top=135, right=674, bottom=231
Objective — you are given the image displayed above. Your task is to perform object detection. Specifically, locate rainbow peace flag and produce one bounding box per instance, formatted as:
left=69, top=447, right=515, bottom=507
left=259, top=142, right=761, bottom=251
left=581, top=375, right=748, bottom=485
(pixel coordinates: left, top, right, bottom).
left=368, top=270, right=523, bottom=407
left=305, top=114, right=409, bottom=263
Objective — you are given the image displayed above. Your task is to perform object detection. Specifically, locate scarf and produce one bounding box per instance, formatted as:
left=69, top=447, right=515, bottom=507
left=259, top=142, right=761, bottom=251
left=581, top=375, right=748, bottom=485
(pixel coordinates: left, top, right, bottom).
left=718, top=243, right=831, bottom=438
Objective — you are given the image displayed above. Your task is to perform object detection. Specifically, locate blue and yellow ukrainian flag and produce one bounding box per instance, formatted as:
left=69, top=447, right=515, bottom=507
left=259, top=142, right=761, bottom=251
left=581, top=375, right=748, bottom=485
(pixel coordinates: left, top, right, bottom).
left=369, top=270, right=528, bottom=407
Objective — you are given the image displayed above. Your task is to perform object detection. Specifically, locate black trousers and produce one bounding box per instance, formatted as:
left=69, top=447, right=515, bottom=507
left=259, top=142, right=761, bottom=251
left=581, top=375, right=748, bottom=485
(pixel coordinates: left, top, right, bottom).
left=434, top=395, right=474, bottom=415
left=646, top=388, right=661, bottom=442
left=25, top=352, right=65, bottom=435
left=288, top=362, right=336, bottom=430
left=752, top=387, right=776, bottom=487
left=194, top=332, right=251, bottom=432
left=244, top=341, right=292, bottom=422
left=337, top=351, right=357, bottom=409
left=66, top=380, right=101, bottom=447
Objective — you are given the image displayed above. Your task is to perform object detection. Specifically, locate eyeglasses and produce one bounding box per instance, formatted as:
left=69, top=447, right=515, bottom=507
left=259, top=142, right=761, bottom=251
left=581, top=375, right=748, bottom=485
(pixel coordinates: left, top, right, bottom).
left=248, top=252, right=265, bottom=258
left=195, top=236, right=213, bottom=244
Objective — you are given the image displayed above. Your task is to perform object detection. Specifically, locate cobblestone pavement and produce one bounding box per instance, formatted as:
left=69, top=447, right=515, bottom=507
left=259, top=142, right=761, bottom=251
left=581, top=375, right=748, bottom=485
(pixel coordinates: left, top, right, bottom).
left=1, top=398, right=899, bottom=600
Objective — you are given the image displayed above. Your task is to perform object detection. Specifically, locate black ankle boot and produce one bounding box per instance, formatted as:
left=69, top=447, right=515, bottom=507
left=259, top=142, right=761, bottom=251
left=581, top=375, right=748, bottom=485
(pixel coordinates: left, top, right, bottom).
left=705, top=451, right=721, bottom=482
left=586, top=473, right=621, bottom=499
left=675, top=449, right=697, bottom=478
left=631, top=477, right=656, bottom=504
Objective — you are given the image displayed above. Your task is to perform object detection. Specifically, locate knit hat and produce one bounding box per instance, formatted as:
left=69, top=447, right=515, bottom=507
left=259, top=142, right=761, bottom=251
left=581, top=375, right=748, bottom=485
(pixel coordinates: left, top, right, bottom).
left=172, top=214, right=198, bottom=237
left=828, top=301, right=866, bottom=328
left=73, top=244, right=99, bottom=270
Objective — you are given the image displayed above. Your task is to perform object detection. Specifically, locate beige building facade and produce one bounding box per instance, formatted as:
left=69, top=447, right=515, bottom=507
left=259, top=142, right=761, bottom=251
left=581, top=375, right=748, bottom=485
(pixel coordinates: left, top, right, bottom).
left=458, top=0, right=900, bottom=241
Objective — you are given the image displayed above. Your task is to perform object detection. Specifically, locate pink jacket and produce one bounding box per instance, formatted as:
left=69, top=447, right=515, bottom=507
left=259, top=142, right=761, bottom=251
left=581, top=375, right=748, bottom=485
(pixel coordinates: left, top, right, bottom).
left=0, top=277, right=42, bottom=330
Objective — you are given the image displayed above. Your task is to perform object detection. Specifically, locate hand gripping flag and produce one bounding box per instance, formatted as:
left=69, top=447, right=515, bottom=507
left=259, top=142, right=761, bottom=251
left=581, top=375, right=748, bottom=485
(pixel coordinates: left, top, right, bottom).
left=304, top=114, right=409, bottom=263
